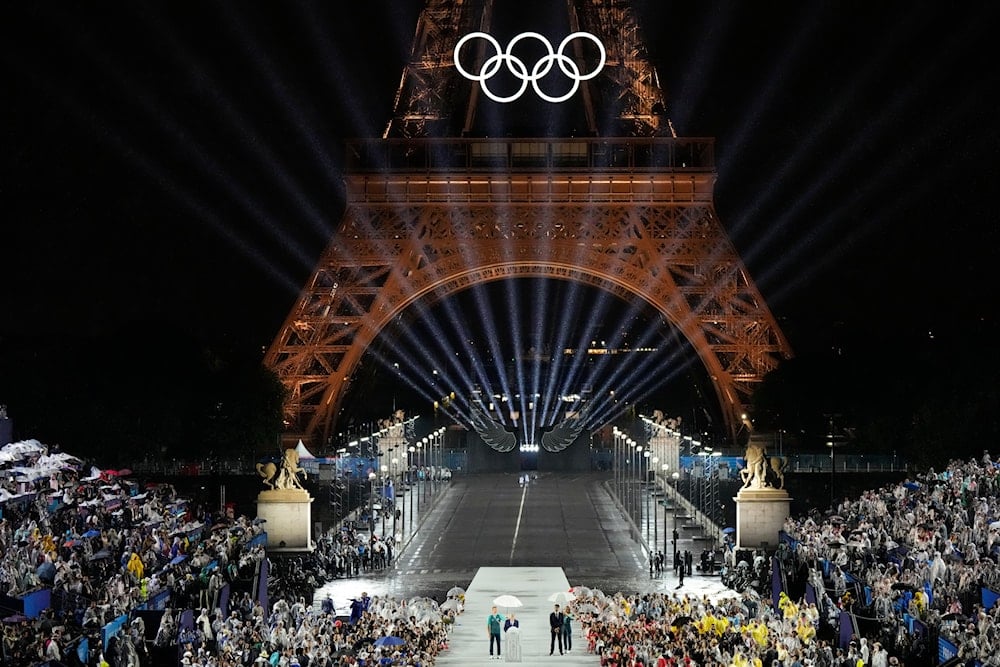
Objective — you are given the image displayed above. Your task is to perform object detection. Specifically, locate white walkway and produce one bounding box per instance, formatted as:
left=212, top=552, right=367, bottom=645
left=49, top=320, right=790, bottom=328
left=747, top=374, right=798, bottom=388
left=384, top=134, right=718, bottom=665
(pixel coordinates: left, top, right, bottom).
left=435, top=567, right=598, bottom=667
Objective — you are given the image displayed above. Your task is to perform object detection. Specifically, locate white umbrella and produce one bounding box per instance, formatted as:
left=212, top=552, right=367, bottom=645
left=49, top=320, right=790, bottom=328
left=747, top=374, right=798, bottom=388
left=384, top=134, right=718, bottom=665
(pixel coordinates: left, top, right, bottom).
left=408, top=596, right=437, bottom=608
left=572, top=586, right=593, bottom=597
left=446, top=586, right=465, bottom=597
left=439, top=599, right=460, bottom=612
left=547, top=591, right=576, bottom=603
left=492, top=594, right=523, bottom=608
left=418, top=610, right=442, bottom=625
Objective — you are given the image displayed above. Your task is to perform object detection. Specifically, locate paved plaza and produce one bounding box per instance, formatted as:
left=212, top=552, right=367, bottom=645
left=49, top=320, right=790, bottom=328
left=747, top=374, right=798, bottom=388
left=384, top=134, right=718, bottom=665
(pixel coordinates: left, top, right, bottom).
left=314, top=472, right=737, bottom=663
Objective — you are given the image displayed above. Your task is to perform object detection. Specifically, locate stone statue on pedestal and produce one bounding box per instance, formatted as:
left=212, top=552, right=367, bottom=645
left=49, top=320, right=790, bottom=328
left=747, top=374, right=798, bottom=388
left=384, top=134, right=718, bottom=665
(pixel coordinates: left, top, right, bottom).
left=255, top=448, right=313, bottom=551
left=256, top=448, right=307, bottom=491
left=740, top=442, right=788, bottom=490
left=735, top=436, right=791, bottom=549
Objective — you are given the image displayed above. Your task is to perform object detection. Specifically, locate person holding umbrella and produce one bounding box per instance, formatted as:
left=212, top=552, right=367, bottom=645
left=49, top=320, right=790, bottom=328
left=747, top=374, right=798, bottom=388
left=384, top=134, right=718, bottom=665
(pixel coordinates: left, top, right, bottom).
left=504, top=614, right=522, bottom=663
left=487, top=605, right=504, bottom=659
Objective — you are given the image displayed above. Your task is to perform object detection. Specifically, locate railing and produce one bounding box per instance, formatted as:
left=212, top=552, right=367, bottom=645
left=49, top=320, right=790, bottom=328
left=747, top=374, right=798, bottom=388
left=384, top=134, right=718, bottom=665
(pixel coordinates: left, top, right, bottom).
left=344, top=137, right=715, bottom=173
left=788, top=454, right=907, bottom=473
left=131, top=458, right=251, bottom=476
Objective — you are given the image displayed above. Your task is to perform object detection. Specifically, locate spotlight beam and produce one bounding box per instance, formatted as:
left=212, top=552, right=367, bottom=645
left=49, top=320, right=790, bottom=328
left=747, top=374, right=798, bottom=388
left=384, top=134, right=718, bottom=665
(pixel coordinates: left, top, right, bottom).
left=136, top=4, right=336, bottom=241
left=36, top=12, right=320, bottom=273
left=217, top=4, right=340, bottom=178
left=10, top=58, right=302, bottom=293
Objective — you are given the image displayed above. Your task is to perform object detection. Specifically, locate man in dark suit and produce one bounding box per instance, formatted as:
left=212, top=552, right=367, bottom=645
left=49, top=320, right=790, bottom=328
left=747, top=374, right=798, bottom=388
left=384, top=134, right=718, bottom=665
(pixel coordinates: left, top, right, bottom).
left=549, top=604, right=564, bottom=655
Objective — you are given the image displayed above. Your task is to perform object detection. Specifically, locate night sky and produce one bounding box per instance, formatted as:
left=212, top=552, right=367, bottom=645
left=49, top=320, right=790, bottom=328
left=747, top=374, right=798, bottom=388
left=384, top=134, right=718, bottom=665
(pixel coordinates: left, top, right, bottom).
left=2, top=1, right=999, bottom=434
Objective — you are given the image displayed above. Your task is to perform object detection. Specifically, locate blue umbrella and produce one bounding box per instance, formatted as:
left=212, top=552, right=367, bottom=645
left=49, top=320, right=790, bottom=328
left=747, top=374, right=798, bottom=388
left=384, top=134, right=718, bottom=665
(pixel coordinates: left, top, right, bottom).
left=374, top=636, right=405, bottom=648
left=722, top=527, right=736, bottom=534
left=82, top=529, right=101, bottom=538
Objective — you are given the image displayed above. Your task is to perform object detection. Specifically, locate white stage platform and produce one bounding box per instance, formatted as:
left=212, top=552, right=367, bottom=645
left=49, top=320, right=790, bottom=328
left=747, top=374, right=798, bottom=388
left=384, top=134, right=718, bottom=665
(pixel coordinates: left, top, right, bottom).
left=435, top=566, right=595, bottom=666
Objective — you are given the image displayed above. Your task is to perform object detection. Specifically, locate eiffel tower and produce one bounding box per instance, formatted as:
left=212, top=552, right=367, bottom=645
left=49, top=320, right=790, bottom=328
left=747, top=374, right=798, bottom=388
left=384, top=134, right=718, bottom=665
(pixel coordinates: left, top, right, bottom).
left=264, top=0, right=793, bottom=446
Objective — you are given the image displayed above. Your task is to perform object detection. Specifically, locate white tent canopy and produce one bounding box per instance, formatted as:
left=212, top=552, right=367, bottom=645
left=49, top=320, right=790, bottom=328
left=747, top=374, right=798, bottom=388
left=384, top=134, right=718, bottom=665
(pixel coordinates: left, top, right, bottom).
left=294, top=440, right=316, bottom=460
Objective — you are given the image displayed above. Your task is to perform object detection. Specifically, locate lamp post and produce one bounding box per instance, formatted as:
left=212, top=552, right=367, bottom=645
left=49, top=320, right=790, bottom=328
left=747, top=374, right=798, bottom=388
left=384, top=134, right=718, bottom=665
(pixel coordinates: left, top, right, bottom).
left=391, top=457, right=399, bottom=537
left=660, top=462, right=669, bottom=557
left=671, top=471, right=680, bottom=564
left=420, top=437, right=428, bottom=502
left=612, top=427, right=622, bottom=509
left=408, top=445, right=416, bottom=525
left=628, top=439, right=637, bottom=525
left=644, top=449, right=652, bottom=544
left=367, top=471, right=377, bottom=532
left=638, top=444, right=645, bottom=526
left=379, top=464, right=388, bottom=536
left=651, top=455, right=659, bottom=551
left=437, top=427, right=444, bottom=492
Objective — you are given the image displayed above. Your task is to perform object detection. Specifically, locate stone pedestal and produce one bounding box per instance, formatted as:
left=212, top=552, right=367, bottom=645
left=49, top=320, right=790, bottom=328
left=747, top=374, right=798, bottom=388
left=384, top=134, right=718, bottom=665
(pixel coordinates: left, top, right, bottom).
left=256, top=488, right=314, bottom=552
left=734, top=488, right=791, bottom=550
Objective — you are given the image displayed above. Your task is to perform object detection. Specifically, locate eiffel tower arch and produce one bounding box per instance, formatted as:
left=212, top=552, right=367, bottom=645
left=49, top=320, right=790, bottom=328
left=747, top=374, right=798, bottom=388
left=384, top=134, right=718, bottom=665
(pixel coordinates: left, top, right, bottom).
left=264, top=0, right=792, bottom=446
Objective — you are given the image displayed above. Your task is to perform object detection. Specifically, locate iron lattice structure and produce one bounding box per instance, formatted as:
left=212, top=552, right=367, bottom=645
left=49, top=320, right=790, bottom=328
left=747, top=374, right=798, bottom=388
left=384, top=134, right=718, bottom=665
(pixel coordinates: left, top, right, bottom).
left=265, top=0, right=792, bottom=446
left=384, top=0, right=670, bottom=138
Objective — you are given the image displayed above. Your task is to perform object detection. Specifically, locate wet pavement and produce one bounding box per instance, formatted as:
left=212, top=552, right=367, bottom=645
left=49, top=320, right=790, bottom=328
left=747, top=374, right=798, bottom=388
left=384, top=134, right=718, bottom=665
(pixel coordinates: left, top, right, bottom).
left=313, top=471, right=736, bottom=615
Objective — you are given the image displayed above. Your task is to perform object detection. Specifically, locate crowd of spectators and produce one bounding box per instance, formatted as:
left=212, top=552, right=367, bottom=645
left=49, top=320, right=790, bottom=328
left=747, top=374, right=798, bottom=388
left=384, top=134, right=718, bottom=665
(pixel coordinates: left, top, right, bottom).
left=0, top=439, right=460, bottom=666
left=9, top=432, right=1000, bottom=666
left=779, top=451, right=1000, bottom=665
left=571, top=588, right=839, bottom=667
left=565, top=452, right=1000, bottom=667
left=0, top=440, right=265, bottom=665
left=151, top=588, right=457, bottom=666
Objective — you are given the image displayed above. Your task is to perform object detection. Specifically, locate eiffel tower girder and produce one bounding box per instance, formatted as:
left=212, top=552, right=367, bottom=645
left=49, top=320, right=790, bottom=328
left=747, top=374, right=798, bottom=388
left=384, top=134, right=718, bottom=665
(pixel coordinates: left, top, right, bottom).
left=384, top=0, right=670, bottom=138
left=265, top=137, right=792, bottom=444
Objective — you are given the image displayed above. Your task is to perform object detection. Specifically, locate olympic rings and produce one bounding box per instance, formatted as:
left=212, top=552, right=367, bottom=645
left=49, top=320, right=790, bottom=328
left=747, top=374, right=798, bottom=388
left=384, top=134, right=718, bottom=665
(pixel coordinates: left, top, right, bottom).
left=454, top=31, right=606, bottom=103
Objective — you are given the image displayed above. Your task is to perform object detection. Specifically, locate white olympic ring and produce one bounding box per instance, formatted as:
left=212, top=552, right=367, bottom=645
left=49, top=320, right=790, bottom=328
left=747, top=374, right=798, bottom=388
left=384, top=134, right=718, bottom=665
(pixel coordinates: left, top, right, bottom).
left=454, top=31, right=606, bottom=103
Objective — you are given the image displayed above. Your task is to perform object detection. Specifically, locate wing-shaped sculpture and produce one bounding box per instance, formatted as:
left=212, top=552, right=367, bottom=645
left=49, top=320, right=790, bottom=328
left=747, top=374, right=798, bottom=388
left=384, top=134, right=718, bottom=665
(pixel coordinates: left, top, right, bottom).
left=469, top=403, right=517, bottom=453
left=540, top=407, right=589, bottom=453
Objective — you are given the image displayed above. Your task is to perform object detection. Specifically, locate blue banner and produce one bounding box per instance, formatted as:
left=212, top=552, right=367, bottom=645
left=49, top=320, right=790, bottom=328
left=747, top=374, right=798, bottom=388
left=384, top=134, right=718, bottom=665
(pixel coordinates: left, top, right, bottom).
left=771, top=557, right=783, bottom=613
left=982, top=587, right=1000, bottom=610
left=838, top=611, right=854, bottom=649
left=21, top=588, right=51, bottom=618
left=102, top=614, right=128, bottom=651
left=257, top=556, right=269, bottom=614
left=938, top=637, right=958, bottom=664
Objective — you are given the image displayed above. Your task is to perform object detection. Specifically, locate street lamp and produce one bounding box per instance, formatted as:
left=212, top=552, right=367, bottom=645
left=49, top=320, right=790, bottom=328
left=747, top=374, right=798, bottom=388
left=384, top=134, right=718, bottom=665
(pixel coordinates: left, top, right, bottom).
left=628, top=439, right=637, bottom=525
left=651, top=456, right=660, bottom=549
left=367, top=471, right=377, bottom=532
left=612, top=427, right=622, bottom=509
left=379, top=465, right=388, bottom=535
left=644, top=450, right=653, bottom=545
left=670, top=471, right=680, bottom=564
left=438, top=426, right=446, bottom=486
left=391, top=457, right=400, bottom=537
left=408, top=445, right=416, bottom=525
left=660, top=462, right=670, bottom=557
left=419, top=438, right=427, bottom=503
